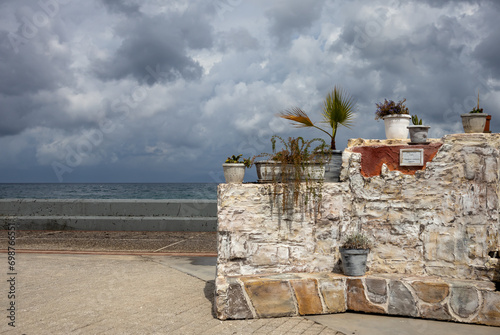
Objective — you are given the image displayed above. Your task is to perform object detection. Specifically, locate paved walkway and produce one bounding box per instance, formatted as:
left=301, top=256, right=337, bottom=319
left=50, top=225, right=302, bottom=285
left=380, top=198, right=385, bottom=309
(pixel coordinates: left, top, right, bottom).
left=0, top=231, right=498, bottom=334
left=0, top=253, right=342, bottom=334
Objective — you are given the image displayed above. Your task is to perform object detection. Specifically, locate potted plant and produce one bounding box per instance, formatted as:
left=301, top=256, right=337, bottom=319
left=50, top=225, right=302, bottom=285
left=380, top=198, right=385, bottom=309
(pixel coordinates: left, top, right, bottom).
left=407, top=115, right=430, bottom=144
left=222, top=154, right=251, bottom=184
left=255, top=136, right=328, bottom=211
left=461, top=92, right=488, bottom=133
left=278, top=85, right=357, bottom=182
left=375, top=98, right=411, bottom=139
left=339, top=232, right=372, bottom=276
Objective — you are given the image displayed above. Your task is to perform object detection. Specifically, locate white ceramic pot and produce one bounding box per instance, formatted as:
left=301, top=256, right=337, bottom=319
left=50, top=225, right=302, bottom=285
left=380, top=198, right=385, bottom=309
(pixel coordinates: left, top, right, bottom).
left=461, top=113, right=488, bottom=133
left=222, top=163, right=245, bottom=183
left=383, top=114, right=411, bottom=139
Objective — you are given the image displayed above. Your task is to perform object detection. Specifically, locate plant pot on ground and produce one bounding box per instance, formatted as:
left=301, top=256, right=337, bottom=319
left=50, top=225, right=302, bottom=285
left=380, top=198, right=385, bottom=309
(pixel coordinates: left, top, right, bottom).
left=223, top=154, right=251, bottom=184
left=278, top=85, right=357, bottom=182
left=375, top=98, right=411, bottom=139
left=407, top=114, right=430, bottom=144
left=339, top=232, right=372, bottom=276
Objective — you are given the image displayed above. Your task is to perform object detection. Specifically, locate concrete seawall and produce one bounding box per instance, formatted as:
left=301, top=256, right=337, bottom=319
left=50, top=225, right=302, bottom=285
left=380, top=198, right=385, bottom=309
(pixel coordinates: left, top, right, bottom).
left=0, top=199, right=217, bottom=231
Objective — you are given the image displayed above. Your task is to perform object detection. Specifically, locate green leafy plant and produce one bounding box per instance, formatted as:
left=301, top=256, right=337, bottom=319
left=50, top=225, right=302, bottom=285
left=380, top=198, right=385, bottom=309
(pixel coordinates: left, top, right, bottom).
left=279, top=86, right=356, bottom=150
left=470, top=91, right=483, bottom=113
left=375, top=98, right=409, bottom=120
left=225, top=154, right=252, bottom=168
left=411, top=115, right=423, bottom=125
left=341, top=232, right=372, bottom=250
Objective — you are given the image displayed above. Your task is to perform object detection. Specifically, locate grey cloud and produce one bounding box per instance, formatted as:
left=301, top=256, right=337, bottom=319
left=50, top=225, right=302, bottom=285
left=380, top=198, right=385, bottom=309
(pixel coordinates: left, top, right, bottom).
left=92, top=8, right=213, bottom=84
left=216, top=28, right=260, bottom=52
left=266, top=0, right=325, bottom=47
left=101, top=0, right=140, bottom=15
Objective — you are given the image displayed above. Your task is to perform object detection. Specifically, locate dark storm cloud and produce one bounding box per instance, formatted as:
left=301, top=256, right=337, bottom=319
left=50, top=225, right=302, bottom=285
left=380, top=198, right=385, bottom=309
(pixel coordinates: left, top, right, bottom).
left=101, top=0, right=140, bottom=15
left=92, top=7, right=213, bottom=85
left=266, top=0, right=325, bottom=46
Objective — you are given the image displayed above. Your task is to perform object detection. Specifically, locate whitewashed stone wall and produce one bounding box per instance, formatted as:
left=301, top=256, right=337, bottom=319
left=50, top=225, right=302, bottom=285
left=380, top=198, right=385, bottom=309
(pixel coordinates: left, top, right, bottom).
left=217, top=134, right=500, bottom=282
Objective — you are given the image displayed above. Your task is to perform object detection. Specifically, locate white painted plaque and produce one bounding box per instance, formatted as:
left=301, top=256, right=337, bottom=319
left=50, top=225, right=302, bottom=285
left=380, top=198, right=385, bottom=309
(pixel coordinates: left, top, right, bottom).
left=400, top=149, right=424, bottom=166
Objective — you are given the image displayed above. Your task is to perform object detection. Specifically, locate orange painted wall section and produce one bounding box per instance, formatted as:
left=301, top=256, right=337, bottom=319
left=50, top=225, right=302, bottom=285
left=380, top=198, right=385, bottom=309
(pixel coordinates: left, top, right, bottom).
left=351, top=143, right=443, bottom=177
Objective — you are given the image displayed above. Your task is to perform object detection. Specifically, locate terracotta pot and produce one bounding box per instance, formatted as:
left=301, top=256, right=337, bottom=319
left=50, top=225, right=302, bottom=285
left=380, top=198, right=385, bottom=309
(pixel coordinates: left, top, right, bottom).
left=484, top=115, right=492, bottom=133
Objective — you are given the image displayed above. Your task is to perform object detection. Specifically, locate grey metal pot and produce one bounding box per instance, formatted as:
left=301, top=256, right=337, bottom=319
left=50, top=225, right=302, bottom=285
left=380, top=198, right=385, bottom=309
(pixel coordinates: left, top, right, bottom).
left=324, top=150, right=342, bottom=182
left=340, top=248, right=369, bottom=276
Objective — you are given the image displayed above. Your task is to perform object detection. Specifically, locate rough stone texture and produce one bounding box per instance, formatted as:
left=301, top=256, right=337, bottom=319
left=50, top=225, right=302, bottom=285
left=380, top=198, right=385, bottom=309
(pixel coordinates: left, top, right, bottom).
left=388, top=281, right=418, bottom=317
left=243, top=279, right=296, bottom=318
left=478, top=291, right=500, bottom=326
left=291, top=279, right=323, bottom=315
left=318, top=279, right=347, bottom=313
left=216, top=134, right=500, bottom=326
left=410, top=281, right=449, bottom=303
left=365, top=278, right=388, bottom=304
left=449, top=286, right=480, bottom=319
left=226, top=282, right=253, bottom=319
left=215, top=272, right=500, bottom=327
left=346, top=278, right=386, bottom=314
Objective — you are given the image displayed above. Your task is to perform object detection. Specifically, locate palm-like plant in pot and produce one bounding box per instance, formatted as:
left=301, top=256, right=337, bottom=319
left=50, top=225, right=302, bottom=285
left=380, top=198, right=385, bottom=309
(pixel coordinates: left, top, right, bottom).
left=375, top=98, right=411, bottom=139
left=278, top=86, right=357, bottom=182
left=339, top=232, right=372, bottom=276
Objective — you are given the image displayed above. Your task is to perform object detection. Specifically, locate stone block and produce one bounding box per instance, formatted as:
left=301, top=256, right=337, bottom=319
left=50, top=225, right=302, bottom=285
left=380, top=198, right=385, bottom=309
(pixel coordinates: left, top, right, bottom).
left=346, top=278, right=386, bottom=314
left=477, top=291, right=500, bottom=326
left=226, top=282, right=253, bottom=319
left=449, top=286, right=480, bottom=319
left=318, top=279, right=346, bottom=313
left=365, top=278, right=387, bottom=304
left=410, top=281, right=449, bottom=303
left=290, top=279, right=323, bottom=315
left=419, top=303, right=451, bottom=321
left=388, top=281, right=418, bottom=317
left=243, top=279, right=296, bottom=318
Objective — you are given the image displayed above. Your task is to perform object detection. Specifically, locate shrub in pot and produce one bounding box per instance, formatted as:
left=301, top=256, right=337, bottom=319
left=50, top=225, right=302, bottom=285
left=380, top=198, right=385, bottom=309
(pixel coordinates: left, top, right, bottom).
left=339, top=232, right=372, bottom=276
left=375, top=98, right=411, bottom=139
left=223, top=154, right=251, bottom=184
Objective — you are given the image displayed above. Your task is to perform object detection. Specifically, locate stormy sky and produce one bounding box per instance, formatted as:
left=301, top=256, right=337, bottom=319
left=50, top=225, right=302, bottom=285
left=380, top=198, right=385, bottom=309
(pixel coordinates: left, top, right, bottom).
left=0, top=0, right=499, bottom=183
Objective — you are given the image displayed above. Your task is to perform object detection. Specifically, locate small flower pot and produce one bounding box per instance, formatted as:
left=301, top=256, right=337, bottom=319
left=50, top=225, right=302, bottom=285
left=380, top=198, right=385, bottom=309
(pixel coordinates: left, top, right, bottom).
left=461, top=113, right=488, bottom=133
left=383, top=114, right=411, bottom=139
left=407, top=125, right=430, bottom=144
left=222, top=163, right=245, bottom=183
left=340, top=248, right=369, bottom=276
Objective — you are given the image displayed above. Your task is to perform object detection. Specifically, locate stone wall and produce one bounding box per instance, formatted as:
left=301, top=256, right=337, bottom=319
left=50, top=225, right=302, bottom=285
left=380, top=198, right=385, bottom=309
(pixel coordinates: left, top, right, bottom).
left=215, top=133, right=500, bottom=325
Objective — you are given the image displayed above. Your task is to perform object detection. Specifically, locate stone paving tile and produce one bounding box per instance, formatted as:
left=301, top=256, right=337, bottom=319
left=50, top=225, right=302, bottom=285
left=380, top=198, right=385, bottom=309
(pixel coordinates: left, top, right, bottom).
left=1, top=253, right=343, bottom=335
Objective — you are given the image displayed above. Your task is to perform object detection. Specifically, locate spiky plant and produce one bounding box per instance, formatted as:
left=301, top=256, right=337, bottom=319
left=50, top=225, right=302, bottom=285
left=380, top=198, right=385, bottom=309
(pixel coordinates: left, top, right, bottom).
left=279, top=86, right=356, bottom=150
left=411, top=115, right=423, bottom=125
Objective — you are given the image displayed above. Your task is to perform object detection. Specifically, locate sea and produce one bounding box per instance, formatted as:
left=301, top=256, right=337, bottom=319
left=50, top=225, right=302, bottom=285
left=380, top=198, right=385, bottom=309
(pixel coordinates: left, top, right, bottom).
left=0, top=183, right=218, bottom=200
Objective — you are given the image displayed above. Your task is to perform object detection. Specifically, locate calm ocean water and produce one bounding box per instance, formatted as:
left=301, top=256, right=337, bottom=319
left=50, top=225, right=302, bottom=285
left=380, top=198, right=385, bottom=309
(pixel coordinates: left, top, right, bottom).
left=0, top=183, right=217, bottom=200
